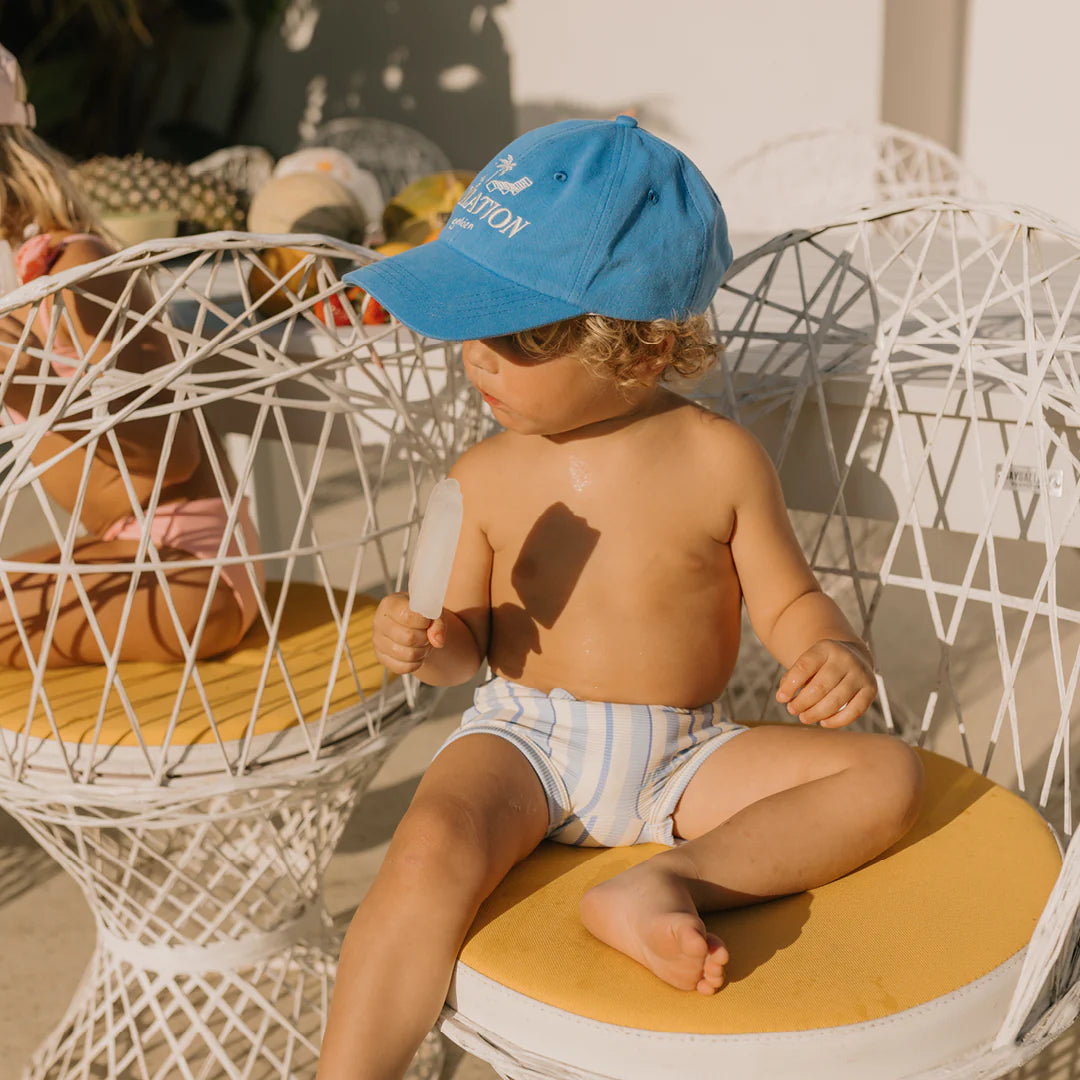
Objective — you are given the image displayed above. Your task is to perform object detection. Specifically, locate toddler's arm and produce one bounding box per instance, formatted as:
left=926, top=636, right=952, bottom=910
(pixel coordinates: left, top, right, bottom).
left=373, top=454, right=493, bottom=686
left=723, top=424, right=876, bottom=728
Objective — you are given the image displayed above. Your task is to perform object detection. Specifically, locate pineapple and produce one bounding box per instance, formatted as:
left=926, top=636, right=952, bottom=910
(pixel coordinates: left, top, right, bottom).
left=74, top=153, right=246, bottom=233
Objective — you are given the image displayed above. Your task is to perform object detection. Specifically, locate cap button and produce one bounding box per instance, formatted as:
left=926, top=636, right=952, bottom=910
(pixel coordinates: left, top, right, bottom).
left=614, top=114, right=638, bottom=128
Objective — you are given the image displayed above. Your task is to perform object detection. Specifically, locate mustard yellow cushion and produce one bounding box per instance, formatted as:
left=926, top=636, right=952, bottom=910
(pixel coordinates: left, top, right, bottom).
left=0, top=583, right=392, bottom=747
left=459, top=749, right=1060, bottom=1034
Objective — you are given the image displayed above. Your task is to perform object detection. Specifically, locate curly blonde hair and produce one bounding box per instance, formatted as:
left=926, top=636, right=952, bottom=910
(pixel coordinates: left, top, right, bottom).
left=0, top=125, right=103, bottom=243
left=508, top=312, right=720, bottom=390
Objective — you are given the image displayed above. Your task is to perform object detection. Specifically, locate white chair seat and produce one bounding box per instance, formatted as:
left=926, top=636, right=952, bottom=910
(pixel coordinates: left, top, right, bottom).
left=0, top=583, right=410, bottom=779
left=442, top=750, right=1060, bottom=1079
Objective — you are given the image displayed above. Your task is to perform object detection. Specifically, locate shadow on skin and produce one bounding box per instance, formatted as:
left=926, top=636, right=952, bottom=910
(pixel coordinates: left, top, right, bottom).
left=492, top=502, right=600, bottom=679
left=0, top=541, right=243, bottom=667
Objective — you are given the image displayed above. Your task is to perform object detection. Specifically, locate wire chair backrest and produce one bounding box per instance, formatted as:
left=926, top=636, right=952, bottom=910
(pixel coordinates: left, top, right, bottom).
left=301, top=117, right=453, bottom=202
left=720, top=124, right=987, bottom=235
left=695, top=199, right=1080, bottom=836
left=187, top=146, right=275, bottom=202
left=0, top=233, right=476, bottom=788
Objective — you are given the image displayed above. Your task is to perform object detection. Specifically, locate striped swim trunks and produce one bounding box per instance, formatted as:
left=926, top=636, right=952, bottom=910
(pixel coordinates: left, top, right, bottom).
left=437, top=677, right=748, bottom=847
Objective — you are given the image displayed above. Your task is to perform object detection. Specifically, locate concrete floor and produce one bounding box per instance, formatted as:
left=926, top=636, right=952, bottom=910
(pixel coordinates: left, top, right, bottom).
left=1, top=679, right=1077, bottom=1080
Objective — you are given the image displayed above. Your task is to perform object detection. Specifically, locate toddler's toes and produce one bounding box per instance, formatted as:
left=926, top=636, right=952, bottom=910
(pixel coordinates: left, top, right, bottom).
left=705, top=933, right=728, bottom=967
left=674, top=917, right=709, bottom=963
left=700, top=933, right=728, bottom=993
left=580, top=861, right=716, bottom=992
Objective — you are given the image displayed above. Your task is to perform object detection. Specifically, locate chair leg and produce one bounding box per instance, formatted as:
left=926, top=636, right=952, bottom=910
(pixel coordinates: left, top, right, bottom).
left=22, top=935, right=446, bottom=1080
left=23, top=937, right=337, bottom=1079
left=5, top=747, right=418, bottom=1080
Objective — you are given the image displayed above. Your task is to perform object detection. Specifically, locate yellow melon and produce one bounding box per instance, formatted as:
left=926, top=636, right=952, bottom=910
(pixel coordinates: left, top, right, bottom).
left=248, top=172, right=367, bottom=242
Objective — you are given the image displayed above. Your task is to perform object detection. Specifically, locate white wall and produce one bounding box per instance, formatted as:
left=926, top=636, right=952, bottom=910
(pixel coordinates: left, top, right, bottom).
left=963, top=0, right=1080, bottom=227
left=177, top=0, right=1080, bottom=232
left=227, top=0, right=884, bottom=197
left=493, top=0, right=886, bottom=190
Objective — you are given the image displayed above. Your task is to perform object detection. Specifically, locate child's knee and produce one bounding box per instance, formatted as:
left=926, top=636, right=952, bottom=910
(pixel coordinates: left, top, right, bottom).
left=174, top=578, right=245, bottom=658
left=389, top=792, right=501, bottom=892
left=192, top=596, right=245, bottom=658
left=856, top=735, right=924, bottom=839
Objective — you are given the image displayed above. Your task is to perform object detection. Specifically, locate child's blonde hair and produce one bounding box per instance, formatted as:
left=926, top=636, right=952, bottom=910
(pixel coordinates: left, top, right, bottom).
left=0, top=125, right=102, bottom=243
left=508, top=312, right=720, bottom=390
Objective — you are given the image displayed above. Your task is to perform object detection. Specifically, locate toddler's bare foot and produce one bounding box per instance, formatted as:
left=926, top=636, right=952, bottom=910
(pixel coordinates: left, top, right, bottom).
left=579, top=856, right=728, bottom=995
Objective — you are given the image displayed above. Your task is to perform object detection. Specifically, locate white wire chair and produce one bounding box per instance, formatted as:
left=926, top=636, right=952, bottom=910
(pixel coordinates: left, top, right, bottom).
left=0, top=233, right=479, bottom=1079
left=299, top=117, right=452, bottom=202
left=188, top=146, right=276, bottom=203
left=720, top=123, right=986, bottom=235
left=437, top=199, right=1080, bottom=1079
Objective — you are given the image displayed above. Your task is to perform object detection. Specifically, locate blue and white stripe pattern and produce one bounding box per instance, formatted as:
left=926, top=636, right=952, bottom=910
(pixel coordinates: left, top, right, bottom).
left=437, top=677, right=748, bottom=847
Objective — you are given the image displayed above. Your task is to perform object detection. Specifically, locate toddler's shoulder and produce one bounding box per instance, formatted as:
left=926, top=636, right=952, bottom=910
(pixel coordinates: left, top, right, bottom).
left=678, top=403, right=783, bottom=502
left=449, top=432, right=525, bottom=536
left=449, top=430, right=521, bottom=487
left=683, top=402, right=773, bottom=464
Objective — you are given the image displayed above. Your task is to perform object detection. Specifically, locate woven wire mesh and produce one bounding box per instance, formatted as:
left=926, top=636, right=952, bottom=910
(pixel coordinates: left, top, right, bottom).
left=694, top=200, right=1080, bottom=836
left=0, top=232, right=476, bottom=1078
left=0, top=232, right=479, bottom=787
left=443, top=199, right=1080, bottom=1080
left=300, top=118, right=452, bottom=202
left=721, top=124, right=986, bottom=235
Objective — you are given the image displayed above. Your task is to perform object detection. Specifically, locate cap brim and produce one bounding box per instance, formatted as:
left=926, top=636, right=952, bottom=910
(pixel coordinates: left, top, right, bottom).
left=343, top=241, right=585, bottom=341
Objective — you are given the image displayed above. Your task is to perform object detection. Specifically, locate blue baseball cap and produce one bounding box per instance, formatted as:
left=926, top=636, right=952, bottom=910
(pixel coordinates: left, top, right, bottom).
left=343, top=116, right=733, bottom=341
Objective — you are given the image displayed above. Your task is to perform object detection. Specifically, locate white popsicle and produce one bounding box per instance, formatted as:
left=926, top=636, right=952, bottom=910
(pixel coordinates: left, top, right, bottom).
left=408, top=478, right=464, bottom=619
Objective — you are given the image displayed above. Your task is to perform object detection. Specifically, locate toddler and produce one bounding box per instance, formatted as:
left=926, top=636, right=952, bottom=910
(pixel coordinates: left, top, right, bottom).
left=0, top=44, right=261, bottom=666
left=320, top=117, right=924, bottom=1080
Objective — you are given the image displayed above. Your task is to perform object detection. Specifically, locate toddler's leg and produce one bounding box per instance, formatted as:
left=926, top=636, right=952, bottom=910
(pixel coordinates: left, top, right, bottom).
left=0, top=538, right=245, bottom=666
left=318, top=733, right=549, bottom=1080
left=580, top=726, right=923, bottom=995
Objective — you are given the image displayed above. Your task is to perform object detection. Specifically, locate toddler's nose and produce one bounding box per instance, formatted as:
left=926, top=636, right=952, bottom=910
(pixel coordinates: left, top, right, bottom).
left=464, top=340, right=498, bottom=374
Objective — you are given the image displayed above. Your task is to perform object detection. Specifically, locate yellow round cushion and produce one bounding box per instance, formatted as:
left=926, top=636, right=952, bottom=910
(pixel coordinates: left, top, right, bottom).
left=0, top=583, right=391, bottom=747
left=457, top=749, right=1060, bottom=1034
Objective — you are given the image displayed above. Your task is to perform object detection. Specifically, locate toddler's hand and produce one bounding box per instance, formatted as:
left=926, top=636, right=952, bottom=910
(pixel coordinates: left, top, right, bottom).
left=372, top=592, right=446, bottom=675
left=776, top=639, right=876, bottom=728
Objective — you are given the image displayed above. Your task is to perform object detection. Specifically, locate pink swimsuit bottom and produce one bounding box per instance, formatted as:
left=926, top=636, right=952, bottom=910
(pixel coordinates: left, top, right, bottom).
left=101, top=497, right=264, bottom=635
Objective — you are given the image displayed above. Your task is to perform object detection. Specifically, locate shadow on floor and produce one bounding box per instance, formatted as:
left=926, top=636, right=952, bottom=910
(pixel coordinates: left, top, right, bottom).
left=335, top=775, right=423, bottom=854
left=1012, top=1020, right=1080, bottom=1079
left=0, top=809, right=58, bottom=908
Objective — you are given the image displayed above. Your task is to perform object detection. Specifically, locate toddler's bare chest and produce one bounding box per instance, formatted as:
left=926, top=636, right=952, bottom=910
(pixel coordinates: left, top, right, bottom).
left=487, top=485, right=732, bottom=603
